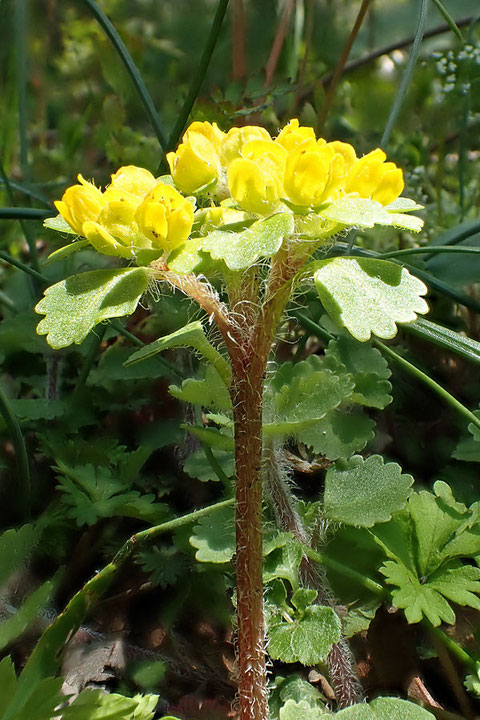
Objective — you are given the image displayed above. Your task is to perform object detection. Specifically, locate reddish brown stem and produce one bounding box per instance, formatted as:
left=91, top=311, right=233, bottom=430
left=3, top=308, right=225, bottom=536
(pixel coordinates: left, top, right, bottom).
left=231, top=349, right=268, bottom=720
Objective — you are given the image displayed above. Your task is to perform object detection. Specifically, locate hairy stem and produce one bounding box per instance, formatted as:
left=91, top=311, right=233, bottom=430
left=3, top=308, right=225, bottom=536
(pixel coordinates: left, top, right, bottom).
left=264, top=442, right=362, bottom=708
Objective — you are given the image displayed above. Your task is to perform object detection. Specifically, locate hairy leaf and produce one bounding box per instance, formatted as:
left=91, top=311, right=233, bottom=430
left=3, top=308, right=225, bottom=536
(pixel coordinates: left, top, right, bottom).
left=324, top=455, right=413, bottom=527
left=314, top=257, right=429, bottom=341
left=268, top=588, right=341, bottom=665
left=335, top=697, right=435, bottom=719
left=202, top=212, right=294, bottom=271
left=190, top=504, right=235, bottom=563
left=35, top=267, right=151, bottom=349
left=279, top=700, right=326, bottom=720
left=320, top=197, right=423, bottom=232
left=169, top=364, right=231, bottom=410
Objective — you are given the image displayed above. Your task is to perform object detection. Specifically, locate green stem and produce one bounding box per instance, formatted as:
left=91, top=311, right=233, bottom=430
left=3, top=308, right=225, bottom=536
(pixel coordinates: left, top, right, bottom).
left=9, top=498, right=234, bottom=718
left=426, top=620, right=476, bottom=669
left=79, top=0, right=167, bottom=150
left=382, top=246, right=480, bottom=259
left=374, top=339, right=480, bottom=434
left=0, top=384, right=31, bottom=518
left=0, top=178, right=51, bottom=206
left=380, top=0, right=429, bottom=148
left=0, top=250, right=47, bottom=284
left=0, top=207, right=54, bottom=220
left=165, top=0, right=230, bottom=152
left=303, top=545, right=385, bottom=597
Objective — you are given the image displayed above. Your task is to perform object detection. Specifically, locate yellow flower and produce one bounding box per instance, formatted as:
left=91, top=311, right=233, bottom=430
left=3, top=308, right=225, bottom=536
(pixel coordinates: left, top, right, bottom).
left=345, top=149, right=404, bottom=205
left=284, top=141, right=349, bottom=208
left=83, top=197, right=149, bottom=258
left=275, top=119, right=316, bottom=153
left=220, top=126, right=271, bottom=164
left=184, top=121, right=226, bottom=152
left=227, top=139, right=286, bottom=214
left=135, top=183, right=194, bottom=252
left=103, top=165, right=157, bottom=203
left=54, top=175, right=105, bottom=235
left=167, top=126, right=222, bottom=195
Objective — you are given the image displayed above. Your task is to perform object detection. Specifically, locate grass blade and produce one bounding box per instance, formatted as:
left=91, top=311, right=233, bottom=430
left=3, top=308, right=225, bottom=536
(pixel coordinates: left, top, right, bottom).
left=402, top=317, right=480, bottom=367
left=430, top=0, right=464, bottom=42
left=381, top=0, right=429, bottom=149
left=166, top=0, right=230, bottom=153
left=79, top=0, right=167, bottom=150
left=0, top=207, right=54, bottom=220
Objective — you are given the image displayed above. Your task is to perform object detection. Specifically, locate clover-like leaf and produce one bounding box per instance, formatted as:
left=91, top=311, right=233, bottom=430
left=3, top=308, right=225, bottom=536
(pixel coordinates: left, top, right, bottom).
left=202, top=212, right=294, bottom=271
left=36, top=267, right=151, bottom=349
left=314, top=257, right=428, bottom=341
left=264, top=540, right=303, bottom=590
left=43, top=214, right=77, bottom=234
left=324, top=455, right=414, bottom=527
left=170, top=364, right=232, bottom=410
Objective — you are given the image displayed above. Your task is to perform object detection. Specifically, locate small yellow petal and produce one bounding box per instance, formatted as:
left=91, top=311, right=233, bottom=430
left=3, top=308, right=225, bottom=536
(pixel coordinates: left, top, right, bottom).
left=168, top=134, right=220, bottom=194
left=55, top=183, right=105, bottom=235
left=227, top=158, right=270, bottom=214
left=221, top=126, right=271, bottom=164
left=108, top=165, right=157, bottom=198
left=275, top=119, right=316, bottom=153
left=372, top=167, right=404, bottom=205
left=83, top=221, right=132, bottom=258
left=284, top=144, right=334, bottom=207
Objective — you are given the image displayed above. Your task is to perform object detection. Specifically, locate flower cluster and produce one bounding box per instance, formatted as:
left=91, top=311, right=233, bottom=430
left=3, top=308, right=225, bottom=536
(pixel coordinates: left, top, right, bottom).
left=54, top=120, right=407, bottom=261
left=55, top=166, right=194, bottom=259
left=167, top=119, right=404, bottom=214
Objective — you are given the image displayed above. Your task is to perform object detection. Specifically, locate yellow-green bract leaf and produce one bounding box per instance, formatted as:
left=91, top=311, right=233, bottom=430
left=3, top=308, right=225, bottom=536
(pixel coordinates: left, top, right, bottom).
left=324, top=455, right=414, bottom=528
left=35, top=267, right=151, bottom=349
left=320, top=197, right=423, bottom=232
left=314, top=257, right=428, bottom=341
left=279, top=700, right=326, bottom=720
left=44, top=239, right=90, bottom=265
left=43, top=214, right=77, bottom=234
left=202, top=212, right=294, bottom=271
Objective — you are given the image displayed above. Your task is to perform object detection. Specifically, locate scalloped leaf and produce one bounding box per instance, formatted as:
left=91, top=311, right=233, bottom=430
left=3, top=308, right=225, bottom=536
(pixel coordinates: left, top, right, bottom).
left=320, top=197, right=423, bottom=232
left=264, top=355, right=354, bottom=436
left=202, top=212, right=294, bottom=271
left=335, top=697, right=435, bottom=719
left=325, top=336, right=392, bottom=408
left=299, top=408, right=375, bottom=460
left=35, top=268, right=151, bottom=349
left=44, top=239, right=90, bottom=265
left=314, top=257, right=428, bottom=341
left=279, top=700, right=326, bottom=720
left=190, top=504, right=235, bottom=563
left=324, top=455, right=414, bottom=527
left=268, top=588, right=341, bottom=665
left=183, top=448, right=235, bottom=482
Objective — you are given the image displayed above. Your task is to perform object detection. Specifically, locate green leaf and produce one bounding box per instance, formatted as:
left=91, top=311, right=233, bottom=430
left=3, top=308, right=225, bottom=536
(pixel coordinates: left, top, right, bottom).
left=270, top=675, right=325, bottom=719
left=264, top=540, right=303, bottom=590
left=335, top=697, right=435, bottom=719
left=125, top=320, right=231, bottom=385
left=314, top=257, right=429, bottom=341
left=325, top=336, right=392, bottom=408
left=202, top=212, right=294, bottom=271
left=44, top=239, right=90, bottom=265
left=169, top=364, right=231, bottom=410
left=320, top=197, right=423, bottom=232
left=404, top=317, right=480, bottom=368
left=0, top=582, right=53, bottom=652
left=36, top=268, right=151, bottom=349
left=183, top=449, right=235, bottom=482
left=89, top=343, right=168, bottom=384
left=43, top=214, right=77, bottom=234
left=0, top=525, right=37, bottom=588
left=268, top=589, right=341, bottom=665
left=10, top=399, right=66, bottom=422
left=0, top=657, right=64, bottom=720
left=181, top=424, right=234, bottom=451
left=190, top=504, right=235, bottom=563
left=264, top=355, right=354, bottom=436
left=324, top=455, right=414, bottom=527
left=279, top=700, right=326, bottom=720
left=61, top=688, right=158, bottom=720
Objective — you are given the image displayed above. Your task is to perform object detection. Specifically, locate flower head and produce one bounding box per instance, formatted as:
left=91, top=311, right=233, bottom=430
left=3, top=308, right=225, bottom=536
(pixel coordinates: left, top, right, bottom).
left=345, top=149, right=404, bottom=205
left=135, top=183, right=194, bottom=252
left=227, top=139, right=286, bottom=214
left=167, top=123, right=223, bottom=195
left=54, top=175, right=105, bottom=235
